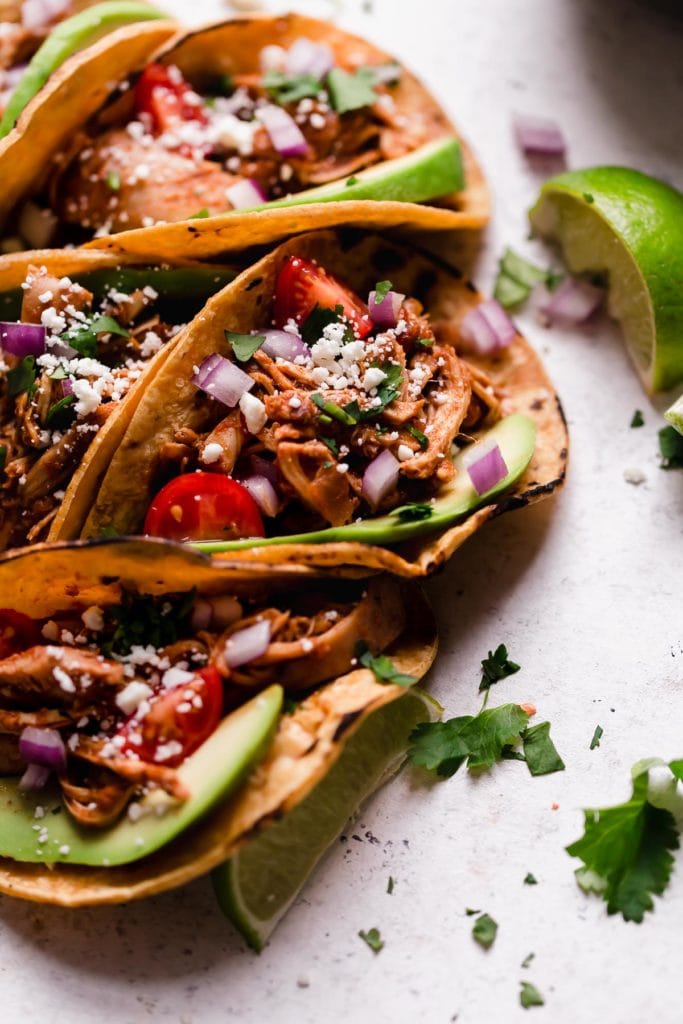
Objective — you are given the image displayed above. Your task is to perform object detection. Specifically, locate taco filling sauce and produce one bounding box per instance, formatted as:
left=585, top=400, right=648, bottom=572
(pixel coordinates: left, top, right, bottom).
left=143, top=256, right=502, bottom=542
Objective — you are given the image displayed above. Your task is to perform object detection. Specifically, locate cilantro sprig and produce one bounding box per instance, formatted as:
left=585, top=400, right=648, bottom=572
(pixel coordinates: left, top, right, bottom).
left=7, top=356, right=37, bottom=397
left=479, top=643, right=521, bottom=693
left=263, top=69, right=322, bottom=105
left=494, top=247, right=562, bottom=310
left=358, top=927, right=384, bottom=953
left=64, top=315, right=128, bottom=359
left=225, top=330, right=265, bottom=363
left=103, top=590, right=194, bottom=657
left=472, top=913, right=497, bottom=950
left=327, top=67, right=377, bottom=114
left=356, top=641, right=415, bottom=687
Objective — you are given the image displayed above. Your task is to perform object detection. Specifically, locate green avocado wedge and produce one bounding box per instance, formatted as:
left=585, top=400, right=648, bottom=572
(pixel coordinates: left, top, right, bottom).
left=233, top=136, right=464, bottom=212
left=195, top=413, right=536, bottom=555
left=0, top=2, right=167, bottom=138
left=0, top=685, right=282, bottom=867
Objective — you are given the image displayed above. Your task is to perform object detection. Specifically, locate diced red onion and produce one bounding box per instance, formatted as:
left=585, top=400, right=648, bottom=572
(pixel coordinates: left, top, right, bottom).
left=19, top=726, right=66, bottom=773
left=513, top=113, right=566, bottom=157
left=260, top=329, right=310, bottom=362
left=362, top=448, right=400, bottom=509
left=18, top=201, right=58, bottom=249
left=250, top=454, right=279, bottom=484
left=22, top=0, right=70, bottom=31
left=192, top=353, right=254, bottom=408
left=0, top=322, right=46, bottom=357
left=61, top=377, right=74, bottom=397
left=368, top=289, right=405, bottom=329
left=258, top=103, right=309, bottom=158
left=224, top=619, right=271, bottom=669
left=242, top=474, right=279, bottom=517
left=226, top=178, right=267, bottom=210
left=466, top=443, right=509, bottom=496
left=460, top=300, right=517, bottom=356
left=285, top=38, right=334, bottom=79
left=19, top=763, right=51, bottom=791
left=537, top=277, right=604, bottom=325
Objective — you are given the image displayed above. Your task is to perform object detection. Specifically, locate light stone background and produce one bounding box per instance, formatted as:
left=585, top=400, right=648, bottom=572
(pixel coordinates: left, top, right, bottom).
left=2, top=1, right=682, bottom=1021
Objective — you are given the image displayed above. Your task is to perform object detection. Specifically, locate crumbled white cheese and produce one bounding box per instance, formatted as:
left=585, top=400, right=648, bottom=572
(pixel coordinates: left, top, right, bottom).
left=201, top=442, right=224, bottom=465
left=116, top=681, right=154, bottom=716
left=53, top=666, right=76, bottom=693
left=81, top=606, right=104, bottom=632
left=397, top=444, right=414, bottom=462
left=239, top=391, right=267, bottom=434
left=161, top=666, right=195, bottom=690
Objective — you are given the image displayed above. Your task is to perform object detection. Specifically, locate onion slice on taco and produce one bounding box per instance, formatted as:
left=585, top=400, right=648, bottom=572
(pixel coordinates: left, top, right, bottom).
left=0, top=536, right=437, bottom=905
left=83, top=230, right=568, bottom=576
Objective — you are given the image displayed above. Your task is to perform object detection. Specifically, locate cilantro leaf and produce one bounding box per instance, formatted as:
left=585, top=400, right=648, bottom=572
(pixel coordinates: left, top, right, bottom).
left=376, top=362, right=403, bottom=407
left=225, top=330, right=264, bottom=363
left=520, top=981, right=544, bottom=1009
left=387, top=876, right=394, bottom=894
left=189, top=208, right=210, bottom=219
left=408, top=703, right=531, bottom=778
left=358, top=927, right=384, bottom=953
left=283, top=697, right=299, bottom=715
left=566, top=768, right=679, bottom=922
left=301, top=303, right=352, bottom=345
left=64, top=315, right=128, bottom=358
left=524, top=873, right=538, bottom=885
left=415, top=336, right=434, bottom=347
left=630, top=410, right=644, bottom=428
left=357, top=642, right=415, bottom=687
left=327, top=67, right=376, bottom=114
left=346, top=175, right=359, bottom=187
left=311, top=393, right=358, bottom=426
left=465, top=907, right=480, bottom=916
left=0, top=446, right=6, bottom=472
left=262, top=69, right=321, bottom=104
left=472, top=913, right=497, bottom=950
left=407, top=425, right=429, bottom=450
left=321, top=436, right=339, bottom=456
left=494, top=247, right=561, bottom=310
left=103, top=591, right=194, bottom=657
left=46, top=393, right=75, bottom=426
left=394, top=502, right=433, bottom=522
left=106, top=170, right=121, bottom=191
left=522, top=721, right=565, bottom=776
left=373, top=280, right=393, bottom=304
left=479, top=643, right=521, bottom=692
left=590, top=724, right=603, bottom=750
left=659, top=425, right=683, bottom=469
left=7, top=355, right=37, bottom=397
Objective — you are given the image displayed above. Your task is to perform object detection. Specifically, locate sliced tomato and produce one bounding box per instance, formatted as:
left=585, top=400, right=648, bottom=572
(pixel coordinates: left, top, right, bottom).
left=144, top=472, right=265, bottom=542
left=117, top=666, right=224, bottom=767
left=0, top=609, right=40, bottom=660
left=273, top=256, right=372, bottom=339
left=134, top=63, right=208, bottom=135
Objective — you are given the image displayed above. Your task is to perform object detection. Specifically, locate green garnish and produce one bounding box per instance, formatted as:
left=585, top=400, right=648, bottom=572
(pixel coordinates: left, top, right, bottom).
left=523, top=873, right=538, bottom=885
left=373, top=280, right=393, bottom=304
left=99, top=526, right=119, bottom=538
left=472, top=913, right=497, bottom=950
left=520, top=982, right=544, bottom=1009
left=358, top=927, right=384, bottom=953
left=189, top=208, right=210, bottom=219
left=395, top=503, right=433, bottom=522
left=590, top=725, right=603, bottom=750
left=0, top=446, right=6, bottom=472
left=521, top=953, right=535, bottom=969
left=630, top=409, right=644, bottom=428
left=346, top=175, right=360, bottom=187
left=106, top=170, right=121, bottom=192
left=46, top=393, right=75, bottom=425
left=225, top=330, right=264, bottom=363
left=407, top=425, right=429, bottom=450
left=263, top=69, right=321, bottom=105
left=301, top=303, right=353, bottom=345
left=387, top=876, right=394, bottom=894
left=7, top=356, right=37, bottom=397
left=415, top=336, right=434, bottom=347
left=48, top=365, right=68, bottom=381
left=583, top=192, right=595, bottom=204
left=64, top=315, right=128, bottom=359
left=523, top=721, right=565, bottom=776
left=659, top=425, right=683, bottom=469
left=465, top=907, right=480, bottom=916
left=103, top=591, right=194, bottom=657
left=356, top=641, right=416, bottom=687
left=327, top=67, right=377, bottom=114
left=321, top=437, right=340, bottom=456
left=283, top=697, right=299, bottom=715
left=311, top=393, right=357, bottom=426
left=494, top=247, right=561, bottom=310
left=479, top=643, right=521, bottom=692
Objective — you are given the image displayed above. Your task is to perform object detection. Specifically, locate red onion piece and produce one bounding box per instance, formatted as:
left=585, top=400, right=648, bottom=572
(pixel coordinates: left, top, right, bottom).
left=18, top=201, right=58, bottom=249
left=224, top=619, right=271, bottom=669
left=0, top=322, right=46, bottom=357
left=242, top=474, right=279, bottom=517
left=258, top=104, right=309, bottom=157
left=513, top=114, right=566, bottom=157
left=22, top=0, right=70, bottom=31
left=250, top=454, right=279, bottom=484
left=460, top=300, right=517, bottom=355
left=226, top=178, right=268, bottom=210
left=368, top=289, right=405, bottom=329
left=19, top=726, right=66, bottom=773
left=192, top=353, right=254, bottom=408
left=362, top=448, right=400, bottom=509
left=61, top=377, right=74, bottom=397
left=466, top=443, right=509, bottom=496
left=538, top=277, right=604, bottom=325
left=260, top=329, right=310, bottom=362
left=19, top=763, right=51, bottom=791
left=285, top=38, right=334, bottom=79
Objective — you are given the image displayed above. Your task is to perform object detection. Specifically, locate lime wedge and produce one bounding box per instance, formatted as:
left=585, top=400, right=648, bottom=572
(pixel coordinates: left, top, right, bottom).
left=212, top=688, right=440, bottom=951
left=529, top=166, right=683, bottom=392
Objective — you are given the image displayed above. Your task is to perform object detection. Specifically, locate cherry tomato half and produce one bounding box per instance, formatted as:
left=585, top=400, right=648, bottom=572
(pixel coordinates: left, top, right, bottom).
left=134, top=63, right=208, bottom=135
left=0, top=609, right=40, bottom=660
left=144, top=472, right=265, bottom=542
left=273, top=256, right=372, bottom=339
left=117, top=666, right=224, bottom=767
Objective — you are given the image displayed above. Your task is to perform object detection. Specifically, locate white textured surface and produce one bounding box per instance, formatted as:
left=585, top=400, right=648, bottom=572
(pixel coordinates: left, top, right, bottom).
left=2, top=1, right=683, bottom=1022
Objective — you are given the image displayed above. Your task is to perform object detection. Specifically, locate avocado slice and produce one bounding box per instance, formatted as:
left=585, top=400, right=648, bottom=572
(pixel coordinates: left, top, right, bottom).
left=236, top=136, right=464, bottom=213
left=0, top=685, right=282, bottom=867
left=196, top=414, right=536, bottom=554
left=0, top=1, right=166, bottom=138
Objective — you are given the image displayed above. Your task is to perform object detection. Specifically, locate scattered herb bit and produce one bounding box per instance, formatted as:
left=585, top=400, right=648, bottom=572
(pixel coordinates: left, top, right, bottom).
left=590, top=725, right=603, bottom=750
left=630, top=410, right=644, bottom=428
left=301, top=303, right=353, bottom=345
left=105, top=170, right=121, bottom=192
left=522, top=721, right=566, bottom=776
left=521, top=952, right=535, bottom=969
left=346, top=175, right=360, bottom=186
left=465, top=907, right=480, bottom=916
left=480, top=643, right=521, bottom=692
left=45, top=393, right=75, bottom=425
left=356, top=642, right=415, bottom=687
left=373, top=280, right=393, bottom=304
left=523, top=873, right=538, bottom=886
left=472, top=913, right=497, bottom=950
left=321, top=437, right=339, bottom=456
left=567, top=763, right=679, bottom=922
left=327, top=67, right=376, bottom=114
left=99, top=525, right=119, bottom=538
left=311, top=393, right=358, bottom=426
left=494, top=247, right=561, bottom=310
left=219, top=73, right=234, bottom=95
left=189, top=208, right=210, bottom=219
left=225, top=330, right=264, bottom=363
left=583, top=192, right=595, bottom=204
left=408, top=703, right=531, bottom=778
left=395, top=502, right=433, bottom=522
left=262, top=69, right=321, bottom=104
left=48, top=365, right=68, bottom=381
left=358, top=927, right=384, bottom=954
left=64, top=315, right=128, bottom=358
left=0, top=445, right=6, bottom=472
left=407, top=425, right=429, bottom=450
left=343, top=363, right=404, bottom=423
left=7, top=356, right=37, bottom=397
left=103, top=591, right=194, bottom=657
left=520, top=981, right=544, bottom=1009
left=659, top=425, right=683, bottom=469
left=283, top=697, right=299, bottom=715
left=415, top=336, right=434, bottom=347
left=387, top=876, right=394, bottom=895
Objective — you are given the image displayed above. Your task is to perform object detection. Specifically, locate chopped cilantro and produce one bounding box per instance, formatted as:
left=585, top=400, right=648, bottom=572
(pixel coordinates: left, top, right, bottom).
left=373, top=280, right=393, bottom=304
left=522, top=721, right=565, bottom=776
left=659, top=425, right=683, bottom=469
left=283, top=697, right=299, bottom=715
left=301, top=303, right=352, bottom=345
left=48, top=365, right=68, bottom=381
left=376, top=361, right=403, bottom=407
left=408, top=703, right=531, bottom=778
left=189, top=208, right=210, bottom=219
left=387, top=876, right=394, bottom=895
left=520, top=981, right=544, bottom=1009
left=46, top=393, right=75, bottom=425
left=106, top=170, right=121, bottom=191
left=415, top=336, right=434, bottom=347
left=225, top=330, right=264, bottom=363
left=521, top=952, right=535, bottom=969
left=356, top=642, right=416, bottom=687
left=64, top=315, right=128, bottom=359
left=321, top=436, right=340, bottom=456
left=99, top=525, right=119, bottom=538
left=567, top=763, right=679, bottom=921
left=358, top=927, right=384, bottom=953
left=523, top=873, right=538, bottom=885
left=263, top=69, right=321, bottom=104
left=465, top=907, right=480, bottom=916
left=395, top=502, right=433, bottom=523
left=407, top=425, right=429, bottom=450
left=346, top=175, right=360, bottom=186
left=103, top=590, right=194, bottom=657
left=494, top=247, right=561, bottom=310
left=311, top=393, right=358, bottom=426
left=479, top=643, right=520, bottom=692
left=472, top=913, right=497, bottom=950
left=590, top=725, right=603, bottom=750
left=327, top=67, right=376, bottom=114
left=0, top=446, right=6, bottom=472
left=630, top=409, right=644, bottom=428
left=7, top=356, right=37, bottom=397
left=583, top=192, right=595, bottom=204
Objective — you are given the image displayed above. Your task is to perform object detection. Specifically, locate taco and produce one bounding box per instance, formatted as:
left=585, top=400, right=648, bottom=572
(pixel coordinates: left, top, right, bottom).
left=0, top=12, right=488, bottom=258
left=0, top=536, right=437, bottom=906
left=0, top=248, right=236, bottom=550
left=83, top=229, right=568, bottom=577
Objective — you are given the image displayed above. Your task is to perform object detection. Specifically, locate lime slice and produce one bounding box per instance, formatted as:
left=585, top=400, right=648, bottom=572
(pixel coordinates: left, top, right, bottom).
left=529, top=166, right=683, bottom=392
left=665, top=394, right=683, bottom=435
left=212, top=688, right=440, bottom=951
